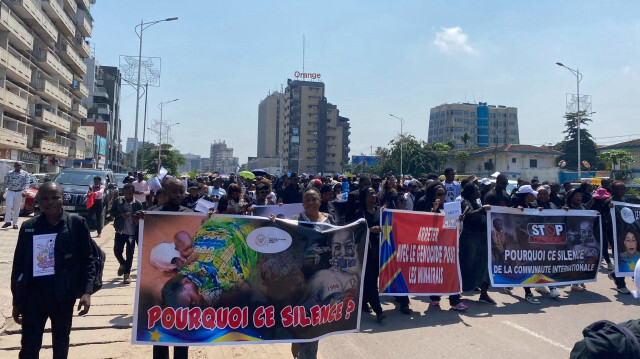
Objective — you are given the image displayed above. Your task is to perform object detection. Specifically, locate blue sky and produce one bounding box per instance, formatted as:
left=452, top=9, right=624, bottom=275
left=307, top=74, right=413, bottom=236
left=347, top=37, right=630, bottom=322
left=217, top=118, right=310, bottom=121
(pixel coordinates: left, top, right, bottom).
left=90, top=0, right=640, bottom=163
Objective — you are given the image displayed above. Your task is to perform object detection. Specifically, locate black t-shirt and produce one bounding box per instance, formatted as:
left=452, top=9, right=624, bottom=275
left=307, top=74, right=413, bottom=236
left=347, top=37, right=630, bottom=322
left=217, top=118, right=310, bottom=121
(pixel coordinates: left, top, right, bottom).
left=484, top=188, right=511, bottom=207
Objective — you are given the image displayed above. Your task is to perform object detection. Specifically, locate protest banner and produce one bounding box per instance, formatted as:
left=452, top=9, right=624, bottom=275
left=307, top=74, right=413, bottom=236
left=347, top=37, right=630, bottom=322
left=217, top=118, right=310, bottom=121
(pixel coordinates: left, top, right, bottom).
left=487, top=207, right=601, bottom=287
left=378, top=209, right=461, bottom=296
left=133, top=213, right=368, bottom=345
left=611, top=201, right=640, bottom=277
left=252, top=203, right=303, bottom=219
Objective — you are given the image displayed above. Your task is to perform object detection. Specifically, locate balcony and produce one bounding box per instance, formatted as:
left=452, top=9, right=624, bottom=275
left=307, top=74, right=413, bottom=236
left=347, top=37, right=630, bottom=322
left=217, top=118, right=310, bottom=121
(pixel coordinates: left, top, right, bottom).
left=0, top=47, right=30, bottom=84
left=57, top=40, right=86, bottom=76
left=73, top=36, right=90, bottom=58
left=73, top=9, right=91, bottom=37
left=71, top=80, right=88, bottom=98
left=10, top=0, right=58, bottom=43
left=35, top=79, right=72, bottom=110
left=93, top=87, right=108, bottom=99
left=41, top=0, right=74, bottom=37
left=75, top=0, right=90, bottom=11
left=62, top=0, right=76, bottom=16
left=33, top=138, right=69, bottom=157
left=0, top=127, right=27, bottom=149
left=71, top=102, right=87, bottom=118
left=75, top=125, right=88, bottom=139
left=34, top=50, right=73, bottom=85
left=0, top=4, right=34, bottom=51
left=35, top=108, right=72, bottom=133
left=0, top=87, right=28, bottom=116
left=90, top=102, right=109, bottom=115
left=69, top=146, right=84, bottom=159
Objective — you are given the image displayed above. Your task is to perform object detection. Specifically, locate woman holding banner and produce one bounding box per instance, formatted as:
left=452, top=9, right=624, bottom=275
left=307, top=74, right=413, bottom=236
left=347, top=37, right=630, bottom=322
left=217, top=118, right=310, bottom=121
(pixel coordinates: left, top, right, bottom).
left=357, top=187, right=387, bottom=321
left=459, top=182, right=497, bottom=305
left=420, top=181, right=469, bottom=310
left=290, top=188, right=335, bottom=359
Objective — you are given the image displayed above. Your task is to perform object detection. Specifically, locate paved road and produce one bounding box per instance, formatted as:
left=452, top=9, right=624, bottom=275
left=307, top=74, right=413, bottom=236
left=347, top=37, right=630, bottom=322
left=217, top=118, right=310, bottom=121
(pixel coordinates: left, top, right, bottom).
left=0, top=214, right=637, bottom=358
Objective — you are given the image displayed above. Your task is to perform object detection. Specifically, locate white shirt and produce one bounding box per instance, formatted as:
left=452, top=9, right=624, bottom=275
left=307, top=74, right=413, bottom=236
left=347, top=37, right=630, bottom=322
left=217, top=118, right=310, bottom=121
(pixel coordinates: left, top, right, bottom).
left=133, top=180, right=150, bottom=203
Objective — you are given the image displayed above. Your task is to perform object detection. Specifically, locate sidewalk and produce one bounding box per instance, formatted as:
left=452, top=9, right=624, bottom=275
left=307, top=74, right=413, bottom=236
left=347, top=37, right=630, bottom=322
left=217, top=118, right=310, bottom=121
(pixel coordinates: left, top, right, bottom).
left=0, top=219, right=296, bottom=358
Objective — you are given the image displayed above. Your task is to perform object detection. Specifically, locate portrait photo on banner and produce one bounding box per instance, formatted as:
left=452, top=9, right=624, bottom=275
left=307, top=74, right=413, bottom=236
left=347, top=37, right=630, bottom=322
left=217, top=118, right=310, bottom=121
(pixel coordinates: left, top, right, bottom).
left=132, top=213, right=368, bottom=346
left=611, top=201, right=640, bottom=277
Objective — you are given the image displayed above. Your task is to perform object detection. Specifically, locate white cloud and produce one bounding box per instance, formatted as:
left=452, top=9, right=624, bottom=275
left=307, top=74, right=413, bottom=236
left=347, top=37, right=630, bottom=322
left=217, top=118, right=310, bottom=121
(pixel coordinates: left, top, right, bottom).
left=434, top=27, right=474, bottom=54
left=622, top=65, right=632, bottom=75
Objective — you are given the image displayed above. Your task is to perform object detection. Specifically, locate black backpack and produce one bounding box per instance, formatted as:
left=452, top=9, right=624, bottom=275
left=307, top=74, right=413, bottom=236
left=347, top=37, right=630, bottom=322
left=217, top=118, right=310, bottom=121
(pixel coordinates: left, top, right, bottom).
left=69, top=215, right=105, bottom=295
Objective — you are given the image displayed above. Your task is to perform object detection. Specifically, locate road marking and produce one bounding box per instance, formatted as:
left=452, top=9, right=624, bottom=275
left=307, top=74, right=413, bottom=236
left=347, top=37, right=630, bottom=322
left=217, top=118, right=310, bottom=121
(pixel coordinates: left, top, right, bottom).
left=502, top=320, right=572, bottom=352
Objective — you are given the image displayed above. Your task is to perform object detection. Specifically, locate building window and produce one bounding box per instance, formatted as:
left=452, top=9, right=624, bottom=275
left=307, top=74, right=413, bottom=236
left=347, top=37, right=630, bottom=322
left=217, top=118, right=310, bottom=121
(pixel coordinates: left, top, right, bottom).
left=530, top=159, right=537, bottom=168
left=512, top=158, right=516, bottom=163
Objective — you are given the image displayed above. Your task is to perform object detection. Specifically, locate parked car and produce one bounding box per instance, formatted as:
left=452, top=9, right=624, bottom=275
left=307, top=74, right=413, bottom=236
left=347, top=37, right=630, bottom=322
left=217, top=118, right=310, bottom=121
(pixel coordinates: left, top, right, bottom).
left=36, top=168, right=119, bottom=229
left=114, top=173, right=129, bottom=196
left=21, top=187, right=38, bottom=216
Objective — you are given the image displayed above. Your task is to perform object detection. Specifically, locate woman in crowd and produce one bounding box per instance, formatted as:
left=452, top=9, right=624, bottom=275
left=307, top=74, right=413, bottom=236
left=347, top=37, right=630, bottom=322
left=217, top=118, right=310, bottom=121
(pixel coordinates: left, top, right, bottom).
left=459, top=182, right=496, bottom=305
left=217, top=183, right=248, bottom=214
left=253, top=179, right=275, bottom=206
left=289, top=188, right=335, bottom=359
left=565, top=189, right=590, bottom=292
left=591, top=187, right=615, bottom=271
left=379, top=179, right=398, bottom=208
left=421, top=181, right=469, bottom=310
left=86, top=175, right=105, bottom=238
left=319, top=184, right=337, bottom=220
left=508, top=185, right=542, bottom=304
left=357, top=187, right=387, bottom=321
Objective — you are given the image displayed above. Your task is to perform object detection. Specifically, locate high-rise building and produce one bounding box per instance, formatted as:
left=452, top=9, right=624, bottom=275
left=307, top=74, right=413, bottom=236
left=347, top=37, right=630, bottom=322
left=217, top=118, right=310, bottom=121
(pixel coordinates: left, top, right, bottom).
left=257, top=91, right=284, bottom=158
left=210, top=140, right=238, bottom=174
left=0, top=0, right=95, bottom=172
left=125, top=137, right=142, bottom=154
left=82, top=58, right=122, bottom=171
left=428, top=102, right=519, bottom=149
left=177, top=152, right=201, bottom=173
left=256, top=78, right=350, bottom=175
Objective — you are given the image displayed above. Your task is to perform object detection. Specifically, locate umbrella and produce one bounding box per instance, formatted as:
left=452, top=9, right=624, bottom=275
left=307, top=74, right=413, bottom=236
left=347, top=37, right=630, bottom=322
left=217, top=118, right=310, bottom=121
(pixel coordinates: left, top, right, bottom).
left=238, top=171, right=256, bottom=179
left=252, top=169, right=268, bottom=177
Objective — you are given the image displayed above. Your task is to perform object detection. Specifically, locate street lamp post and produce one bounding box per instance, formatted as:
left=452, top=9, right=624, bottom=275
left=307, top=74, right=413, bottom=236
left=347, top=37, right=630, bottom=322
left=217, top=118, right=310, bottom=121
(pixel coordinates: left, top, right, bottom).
left=556, top=62, right=583, bottom=179
left=157, top=99, right=179, bottom=173
left=132, top=17, right=178, bottom=171
left=389, top=114, right=405, bottom=178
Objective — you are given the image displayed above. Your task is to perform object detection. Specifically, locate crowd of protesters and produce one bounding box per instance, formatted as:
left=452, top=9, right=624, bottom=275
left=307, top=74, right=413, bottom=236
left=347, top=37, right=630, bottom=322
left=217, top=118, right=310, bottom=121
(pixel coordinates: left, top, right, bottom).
left=150, top=168, right=635, bottom=314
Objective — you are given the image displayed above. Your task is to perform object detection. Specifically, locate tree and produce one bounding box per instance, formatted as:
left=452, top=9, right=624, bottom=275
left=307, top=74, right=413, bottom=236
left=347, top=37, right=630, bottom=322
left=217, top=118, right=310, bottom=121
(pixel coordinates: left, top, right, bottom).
left=142, top=144, right=186, bottom=176
left=597, top=149, right=636, bottom=171
left=557, top=111, right=598, bottom=171
left=461, top=132, right=471, bottom=149
left=598, top=149, right=636, bottom=180
left=455, top=151, right=470, bottom=173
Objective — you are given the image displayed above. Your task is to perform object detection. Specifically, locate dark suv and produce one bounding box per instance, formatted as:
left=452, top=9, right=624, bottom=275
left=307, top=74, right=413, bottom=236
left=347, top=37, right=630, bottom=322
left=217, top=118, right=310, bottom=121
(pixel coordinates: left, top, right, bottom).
left=40, top=169, right=119, bottom=229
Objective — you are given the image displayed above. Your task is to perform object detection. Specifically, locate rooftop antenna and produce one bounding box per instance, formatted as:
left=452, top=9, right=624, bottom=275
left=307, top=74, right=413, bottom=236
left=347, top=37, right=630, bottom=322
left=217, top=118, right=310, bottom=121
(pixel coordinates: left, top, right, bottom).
left=302, top=34, right=305, bottom=74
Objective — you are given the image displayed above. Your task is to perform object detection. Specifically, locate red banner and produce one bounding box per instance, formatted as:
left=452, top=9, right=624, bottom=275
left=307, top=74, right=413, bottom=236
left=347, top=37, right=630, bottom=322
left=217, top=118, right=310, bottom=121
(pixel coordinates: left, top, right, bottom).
left=379, top=210, right=461, bottom=295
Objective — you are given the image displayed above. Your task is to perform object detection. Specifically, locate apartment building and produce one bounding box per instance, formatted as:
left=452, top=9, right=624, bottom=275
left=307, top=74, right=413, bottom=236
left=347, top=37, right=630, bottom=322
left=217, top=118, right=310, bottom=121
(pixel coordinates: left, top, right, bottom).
left=82, top=58, right=122, bottom=171
left=210, top=140, right=238, bottom=174
left=0, top=0, right=94, bottom=173
left=257, top=77, right=350, bottom=175
left=428, top=102, right=520, bottom=149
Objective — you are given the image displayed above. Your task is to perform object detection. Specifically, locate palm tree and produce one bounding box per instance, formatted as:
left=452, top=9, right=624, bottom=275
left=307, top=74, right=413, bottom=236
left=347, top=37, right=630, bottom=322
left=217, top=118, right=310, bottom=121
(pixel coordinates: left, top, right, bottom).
left=461, top=132, right=471, bottom=149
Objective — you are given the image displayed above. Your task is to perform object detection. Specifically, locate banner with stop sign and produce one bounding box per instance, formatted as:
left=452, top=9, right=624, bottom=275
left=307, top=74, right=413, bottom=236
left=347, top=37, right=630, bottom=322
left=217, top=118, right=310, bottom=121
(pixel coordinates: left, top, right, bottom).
left=487, top=207, right=602, bottom=287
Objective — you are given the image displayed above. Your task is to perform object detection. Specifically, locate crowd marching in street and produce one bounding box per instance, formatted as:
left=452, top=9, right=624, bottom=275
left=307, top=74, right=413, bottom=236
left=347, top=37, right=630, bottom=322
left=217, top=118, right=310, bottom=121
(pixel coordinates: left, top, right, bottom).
left=6, top=162, right=640, bottom=358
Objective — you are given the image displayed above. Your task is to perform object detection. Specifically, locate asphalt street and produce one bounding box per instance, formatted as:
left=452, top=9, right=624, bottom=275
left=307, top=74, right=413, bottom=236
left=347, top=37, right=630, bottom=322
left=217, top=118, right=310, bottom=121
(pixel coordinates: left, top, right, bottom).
left=0, top=215, right=637, bottom=358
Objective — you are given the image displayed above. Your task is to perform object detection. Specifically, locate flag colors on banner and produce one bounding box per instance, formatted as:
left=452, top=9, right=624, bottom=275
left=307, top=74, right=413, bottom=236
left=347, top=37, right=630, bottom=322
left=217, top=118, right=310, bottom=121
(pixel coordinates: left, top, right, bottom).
left=611, top=201, right=640, bottom=277
left=379, top=209, right=461, bottom=296
left=132, top=213, right=368, bottom=345
left=487, top=207, right=601, bottom=287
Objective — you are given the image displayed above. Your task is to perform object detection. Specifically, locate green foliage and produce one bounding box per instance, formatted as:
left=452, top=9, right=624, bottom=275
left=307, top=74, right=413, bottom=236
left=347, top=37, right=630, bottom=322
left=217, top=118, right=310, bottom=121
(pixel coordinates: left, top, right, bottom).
left=461, top=132, right=471, bottom=148
left=597, top=150, right=636, bottom=171
left=556, top=111, right=599, bottom=170
left=455, top=151, right=470, bottom=173
left=188, top=169, right=199, bottom=180
left=364, top=135, right=453, bottom=177
left=141, top=143, right=186, bottom=176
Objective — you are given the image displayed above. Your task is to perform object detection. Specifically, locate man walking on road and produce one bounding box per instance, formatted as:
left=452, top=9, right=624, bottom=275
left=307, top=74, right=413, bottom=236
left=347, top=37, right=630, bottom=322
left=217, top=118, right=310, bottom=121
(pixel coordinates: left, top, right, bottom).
left=2, top=161, right=29, bottom=229
left=11, top=182, right=95, bottom=358
left=111, top=184, right=143, bottom=284
left=133, top=172, right=150, bottom=209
